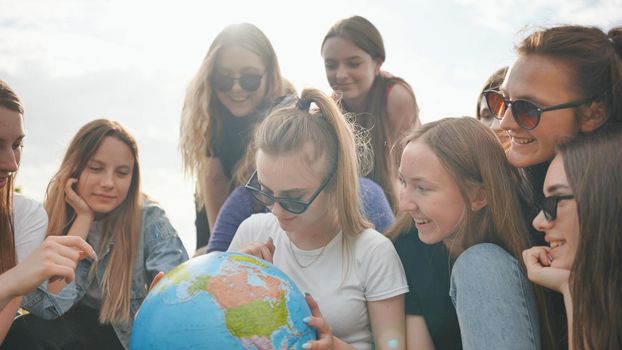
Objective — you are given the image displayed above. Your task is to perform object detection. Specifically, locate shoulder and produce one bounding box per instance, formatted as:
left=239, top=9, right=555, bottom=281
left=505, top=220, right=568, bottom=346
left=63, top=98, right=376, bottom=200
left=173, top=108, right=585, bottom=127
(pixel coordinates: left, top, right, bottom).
left=140, top=198, right=177, bottom=240
left=237, top=213, right=280, bottom=238
left=351, top=228, right=399, bottom=260
left=385, top=79, right=417, bottom=118
left=13, top=193, right=46, bottom=220
left=452, top=243, right=521, bottom=285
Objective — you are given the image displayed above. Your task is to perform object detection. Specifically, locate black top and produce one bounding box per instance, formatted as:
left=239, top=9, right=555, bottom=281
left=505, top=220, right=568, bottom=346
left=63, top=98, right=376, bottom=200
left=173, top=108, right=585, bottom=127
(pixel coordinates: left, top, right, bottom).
left=393, top=228, right=462, bottom=350
left=210, top=95, right=296, bottom=178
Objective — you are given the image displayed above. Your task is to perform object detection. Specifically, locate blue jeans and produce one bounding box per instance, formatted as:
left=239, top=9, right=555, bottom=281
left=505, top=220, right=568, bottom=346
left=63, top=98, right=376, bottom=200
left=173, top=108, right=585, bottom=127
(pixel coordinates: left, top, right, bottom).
left=449, top=243, right=541, bottom=350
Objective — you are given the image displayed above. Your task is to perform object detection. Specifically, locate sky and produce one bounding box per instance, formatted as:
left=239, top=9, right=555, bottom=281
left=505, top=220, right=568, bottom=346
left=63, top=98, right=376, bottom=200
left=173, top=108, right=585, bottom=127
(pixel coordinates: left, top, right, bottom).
left=1, top=0, right=620, bottom=254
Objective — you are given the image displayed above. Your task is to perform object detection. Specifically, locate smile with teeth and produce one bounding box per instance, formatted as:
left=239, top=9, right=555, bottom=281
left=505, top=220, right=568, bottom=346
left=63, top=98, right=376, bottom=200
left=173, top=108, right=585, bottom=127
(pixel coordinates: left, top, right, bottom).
left=549, top=240, right=566, bottom=248
left=414, top=218, right=431, bottom=225
left=512, top=136, right=535, bottom=145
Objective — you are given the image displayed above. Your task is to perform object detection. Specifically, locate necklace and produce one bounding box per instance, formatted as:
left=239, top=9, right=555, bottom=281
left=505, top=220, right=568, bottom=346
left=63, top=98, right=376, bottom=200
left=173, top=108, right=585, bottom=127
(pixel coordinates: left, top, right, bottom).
left=287, top=239, right=327, bottom=269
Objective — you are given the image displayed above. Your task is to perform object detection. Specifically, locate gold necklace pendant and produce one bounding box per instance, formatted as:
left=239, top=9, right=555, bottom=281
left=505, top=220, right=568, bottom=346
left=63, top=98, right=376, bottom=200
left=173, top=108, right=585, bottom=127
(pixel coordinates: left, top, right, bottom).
left=287, top=239, right=327, bottom=269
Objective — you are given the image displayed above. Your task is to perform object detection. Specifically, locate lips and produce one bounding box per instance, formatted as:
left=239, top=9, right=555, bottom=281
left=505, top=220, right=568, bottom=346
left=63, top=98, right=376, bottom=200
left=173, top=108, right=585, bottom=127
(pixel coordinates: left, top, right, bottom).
left=510, top=135, right=535, bottom=145
left=93, top=193, right=116, bottom=200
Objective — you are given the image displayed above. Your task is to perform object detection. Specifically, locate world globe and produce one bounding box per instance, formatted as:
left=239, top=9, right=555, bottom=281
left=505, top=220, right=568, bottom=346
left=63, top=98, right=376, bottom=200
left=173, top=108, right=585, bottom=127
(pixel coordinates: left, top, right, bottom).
left=130, top=251, right=317, bottom=349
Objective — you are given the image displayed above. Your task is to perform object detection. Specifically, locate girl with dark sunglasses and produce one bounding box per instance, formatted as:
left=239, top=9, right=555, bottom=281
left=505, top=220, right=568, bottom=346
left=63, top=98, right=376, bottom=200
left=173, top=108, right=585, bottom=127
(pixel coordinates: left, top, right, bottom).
left=228, top=88, right=408, bottom=350
left=321, top=15, right=421, bottom=212
left=489, top=25, right=622, bottom=217
left=179, top=23, right=296, bottom=253
left=523, top=126, right=622, bottom=350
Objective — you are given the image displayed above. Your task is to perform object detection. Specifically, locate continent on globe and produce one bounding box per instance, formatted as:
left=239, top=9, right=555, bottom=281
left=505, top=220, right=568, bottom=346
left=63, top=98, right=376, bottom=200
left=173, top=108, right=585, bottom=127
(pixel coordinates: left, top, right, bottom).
left=130, top=252, right=317, bottom=350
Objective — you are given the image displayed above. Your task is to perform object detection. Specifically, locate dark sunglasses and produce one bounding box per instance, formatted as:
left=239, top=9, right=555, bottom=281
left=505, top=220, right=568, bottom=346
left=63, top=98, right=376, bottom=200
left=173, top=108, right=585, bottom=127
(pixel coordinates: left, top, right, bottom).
left=210, top=71, right=264, bottom=92
left=538, top=194, right=575, bottom=221
left=483, top=90, right=592, bottom=130
left=244, top=169, right=335, bottom=215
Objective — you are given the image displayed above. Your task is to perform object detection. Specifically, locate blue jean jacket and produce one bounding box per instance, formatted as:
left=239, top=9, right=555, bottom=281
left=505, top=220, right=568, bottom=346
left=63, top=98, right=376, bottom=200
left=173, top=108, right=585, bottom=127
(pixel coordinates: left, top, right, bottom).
left=21, top=199, right=189, bottom=349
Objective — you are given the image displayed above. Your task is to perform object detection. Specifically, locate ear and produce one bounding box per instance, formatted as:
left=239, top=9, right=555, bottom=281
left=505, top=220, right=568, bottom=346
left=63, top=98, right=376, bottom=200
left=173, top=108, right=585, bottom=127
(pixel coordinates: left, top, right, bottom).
left=468, top=186, right=488, bottom=212
left=579, top=101, right=607, bottom=132
left=374, top=59, right=382, bottom=76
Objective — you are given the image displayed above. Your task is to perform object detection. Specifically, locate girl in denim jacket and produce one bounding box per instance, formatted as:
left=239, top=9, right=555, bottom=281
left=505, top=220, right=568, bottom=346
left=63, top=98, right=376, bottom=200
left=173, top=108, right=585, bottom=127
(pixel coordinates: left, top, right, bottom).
left=4, top=119, right=188, bottom=350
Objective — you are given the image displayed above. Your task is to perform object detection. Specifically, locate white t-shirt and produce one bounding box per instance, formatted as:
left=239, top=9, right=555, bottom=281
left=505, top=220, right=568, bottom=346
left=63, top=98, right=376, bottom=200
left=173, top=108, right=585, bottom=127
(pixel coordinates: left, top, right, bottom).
left=13, top=194, right=47, bottom=263
left=229, top=213, right=408, bottom=350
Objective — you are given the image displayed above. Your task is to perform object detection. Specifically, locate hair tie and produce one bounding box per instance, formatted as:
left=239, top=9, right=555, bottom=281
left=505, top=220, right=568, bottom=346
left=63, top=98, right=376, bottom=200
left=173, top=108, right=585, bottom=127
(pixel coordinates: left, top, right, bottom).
left=296, top=98, right=312, bottom=111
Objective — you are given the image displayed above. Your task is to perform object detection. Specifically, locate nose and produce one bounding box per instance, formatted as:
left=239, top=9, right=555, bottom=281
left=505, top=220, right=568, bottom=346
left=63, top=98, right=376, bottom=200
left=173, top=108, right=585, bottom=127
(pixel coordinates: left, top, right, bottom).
left=0, top=147, right=19, bottom=174
left=398, top=188, right=418, bottom=212
left=335, top=65, right=348, bottom=82
left=270, top=201, right=288, bottom=217
left=532, top=210, right=553, bottom=233
left=499, top=104, right=519, bottom=132
left=100, top=171, right=114, bottom=189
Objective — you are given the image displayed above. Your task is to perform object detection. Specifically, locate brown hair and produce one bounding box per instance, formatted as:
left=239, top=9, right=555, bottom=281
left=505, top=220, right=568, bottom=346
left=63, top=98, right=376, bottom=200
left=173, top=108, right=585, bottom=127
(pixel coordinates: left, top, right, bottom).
left=253, top=88, right=371, bottom=240
left=558, top=126, right=622, bottom=350
left=517, top=25, right=622, bottom=126
left=475, top=66, right=508, bottom=120
left=45, top=119, right=141, bottom=325
left=180, top=23, right=294, bottom=206
left=387, top=117, right=557, bottom=348
left=0, top=80, right=21, bottom=273
left=322, top=15, right=420, bottom=211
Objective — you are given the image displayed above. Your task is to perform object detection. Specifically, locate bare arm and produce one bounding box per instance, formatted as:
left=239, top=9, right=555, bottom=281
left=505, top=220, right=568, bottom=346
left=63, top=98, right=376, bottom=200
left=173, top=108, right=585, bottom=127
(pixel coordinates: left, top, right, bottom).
left=386, top=83, right=420, bottom=149
left=202, top=156, right=230, bottom=232
left=406, top=315, right=435, bottom=350
left=368, top=294, right=406, bottom=350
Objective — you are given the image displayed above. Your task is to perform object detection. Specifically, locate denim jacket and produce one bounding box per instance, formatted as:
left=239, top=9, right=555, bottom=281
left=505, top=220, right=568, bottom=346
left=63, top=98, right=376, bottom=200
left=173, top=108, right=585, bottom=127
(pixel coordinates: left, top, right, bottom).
left=22, top=199, right=189, bottom=349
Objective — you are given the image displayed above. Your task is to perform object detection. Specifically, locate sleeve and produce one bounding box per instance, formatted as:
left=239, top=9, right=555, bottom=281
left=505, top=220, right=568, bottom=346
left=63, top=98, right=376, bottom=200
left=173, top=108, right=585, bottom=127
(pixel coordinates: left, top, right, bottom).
left=358, top=178, right=395, bottom=233
left=13, top=195, right=48, bottom=263
left=449, top=243, right=541, bottom=350
left=207, top=186, right=256, bottom=252
left=21, top=279, right=82, bottom=320
left=143, top=204, right=189, bottom=283
left=362, top=234, right=409, bottom=301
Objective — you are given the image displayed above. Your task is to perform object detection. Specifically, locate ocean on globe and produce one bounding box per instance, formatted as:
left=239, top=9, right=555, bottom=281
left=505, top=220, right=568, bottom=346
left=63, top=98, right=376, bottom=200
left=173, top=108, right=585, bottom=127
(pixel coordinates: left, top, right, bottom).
left=130, top=251, right=317, bottom=350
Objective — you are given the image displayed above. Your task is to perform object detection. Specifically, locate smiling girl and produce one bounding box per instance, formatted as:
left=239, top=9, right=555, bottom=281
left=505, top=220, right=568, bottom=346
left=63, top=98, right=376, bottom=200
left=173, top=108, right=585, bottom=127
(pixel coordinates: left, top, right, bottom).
left=180, top=23, right=295, bottom=252
left=523, top=126, right=622, bottom=350
left=321, top=16, right=420, bottom=211
left=9, top=119, right=188, bottom=349
left=391, top=117, right=552, bottom=350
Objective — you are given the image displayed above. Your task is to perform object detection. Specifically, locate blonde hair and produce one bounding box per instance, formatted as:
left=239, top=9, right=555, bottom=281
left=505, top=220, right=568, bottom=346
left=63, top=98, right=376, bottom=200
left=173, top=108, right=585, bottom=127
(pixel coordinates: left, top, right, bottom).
left=179, top=23, right=293, bottom=206
left=45, top=119, right=142, bottom=325
left=253, top=88, right=371, bottom=239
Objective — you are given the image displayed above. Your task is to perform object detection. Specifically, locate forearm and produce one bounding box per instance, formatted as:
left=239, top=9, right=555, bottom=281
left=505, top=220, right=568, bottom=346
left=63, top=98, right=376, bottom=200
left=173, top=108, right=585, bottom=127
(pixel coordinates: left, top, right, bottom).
left=202, top=175, right=230, bottom=232
left=562, top=287, right=574, bottom=350
left=66, top=214, right=94, bottom=240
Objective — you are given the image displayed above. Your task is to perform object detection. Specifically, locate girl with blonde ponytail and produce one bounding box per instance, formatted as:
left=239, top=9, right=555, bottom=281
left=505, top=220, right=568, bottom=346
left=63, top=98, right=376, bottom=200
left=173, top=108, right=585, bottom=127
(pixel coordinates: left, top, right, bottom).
left=9, top=119, right=188, bottom=349
left=228, top=88, right=408, bottom=350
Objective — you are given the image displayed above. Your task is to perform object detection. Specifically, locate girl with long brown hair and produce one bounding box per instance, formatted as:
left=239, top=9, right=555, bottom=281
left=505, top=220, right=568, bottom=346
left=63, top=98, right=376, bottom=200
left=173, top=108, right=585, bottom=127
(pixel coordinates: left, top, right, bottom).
left=10, top=119, right=187, bottom=349
left=228, top=88, right=408, bottom=350
left=321, top=15, right=420, bottom=212
left=390, top=117, right=549, bottom=350
left=524, top=126, right=622, bottom=350
left=0, top=80, right=95, bottom=345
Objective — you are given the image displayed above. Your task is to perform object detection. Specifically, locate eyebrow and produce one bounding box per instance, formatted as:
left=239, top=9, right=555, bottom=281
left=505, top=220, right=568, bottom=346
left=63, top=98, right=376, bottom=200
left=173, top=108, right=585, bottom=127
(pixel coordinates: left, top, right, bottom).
left=258, top=181, right=306, bottom=197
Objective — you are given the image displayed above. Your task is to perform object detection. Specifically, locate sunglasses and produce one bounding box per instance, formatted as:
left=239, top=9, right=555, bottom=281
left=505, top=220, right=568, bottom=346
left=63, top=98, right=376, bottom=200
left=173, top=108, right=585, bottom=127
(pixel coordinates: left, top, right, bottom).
left=538, top=194, right=575, bottom=221
left=210, top=71, right=264, bottom=92
left=244, top=169, right=335, bottom=215
left=483, top=90, right=592, bottom=130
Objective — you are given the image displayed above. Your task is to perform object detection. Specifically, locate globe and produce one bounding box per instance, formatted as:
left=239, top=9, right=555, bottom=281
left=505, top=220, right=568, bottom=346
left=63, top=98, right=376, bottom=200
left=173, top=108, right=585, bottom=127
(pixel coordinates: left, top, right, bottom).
left=130, top=251, right=317, bottom=349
